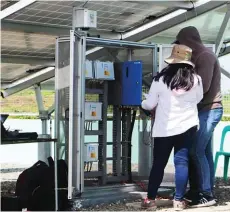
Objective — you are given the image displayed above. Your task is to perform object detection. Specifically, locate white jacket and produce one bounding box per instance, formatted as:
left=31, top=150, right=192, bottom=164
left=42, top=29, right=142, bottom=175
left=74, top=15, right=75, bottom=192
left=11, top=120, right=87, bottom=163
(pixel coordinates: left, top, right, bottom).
left=141, top=75, right=203, bottom=137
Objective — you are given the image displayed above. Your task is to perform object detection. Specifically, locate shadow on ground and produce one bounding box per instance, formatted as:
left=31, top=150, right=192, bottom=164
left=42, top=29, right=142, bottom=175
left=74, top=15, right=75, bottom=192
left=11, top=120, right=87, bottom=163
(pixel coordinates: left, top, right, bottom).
left=1, top=178, right=230, bottom=211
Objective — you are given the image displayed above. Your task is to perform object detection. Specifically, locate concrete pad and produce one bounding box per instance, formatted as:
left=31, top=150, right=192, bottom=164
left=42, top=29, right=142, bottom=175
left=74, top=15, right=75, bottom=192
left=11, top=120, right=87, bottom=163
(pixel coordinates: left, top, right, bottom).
left=158, top=203, right=230, bottom=212
left=126, top=199, right=173, bottom=209
left=126, top=201, right=230, bottom=212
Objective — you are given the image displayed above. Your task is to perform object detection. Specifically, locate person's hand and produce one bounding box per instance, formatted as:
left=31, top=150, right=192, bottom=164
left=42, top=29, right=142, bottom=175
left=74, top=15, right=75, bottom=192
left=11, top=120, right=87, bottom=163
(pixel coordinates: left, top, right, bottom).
left=139, top=108, right=147, bottom=119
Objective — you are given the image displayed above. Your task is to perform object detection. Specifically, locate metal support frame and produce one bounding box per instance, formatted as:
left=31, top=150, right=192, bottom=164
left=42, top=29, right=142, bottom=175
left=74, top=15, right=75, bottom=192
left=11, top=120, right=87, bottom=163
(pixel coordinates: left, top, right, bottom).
left=1, top=56, right=54, bottom=65
left=215, top=4, right=230, bottom=56
left=34, top=84, right=51, bottom=162
left=0, top=0, right=36, bottom=20
left=121, top=109, right=129, bottom=177
left=68, top=31, right=87, bottom=198
left=221, top=67, right=230, bottom=79
left=219, top=43, right=230, bottom=57
left=55, top=31, right=157, bottom=198
left=98, top=82, right=108, bottom=185
left=126, top=1, right=195, bottom=10
left=2, top=1, right=225, bottom=66
left=112, top=106, right=122, bottom=176
left=86, top=1, right=227, bottom=59
left=1, top=20, right=119, bottom=38
left=1, top=67, right=54, bottom=98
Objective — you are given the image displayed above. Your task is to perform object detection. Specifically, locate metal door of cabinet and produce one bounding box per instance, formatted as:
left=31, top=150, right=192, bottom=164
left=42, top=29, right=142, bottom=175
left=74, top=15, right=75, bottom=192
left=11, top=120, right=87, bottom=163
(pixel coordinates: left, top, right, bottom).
left=121, top=61, right=142, bottom=106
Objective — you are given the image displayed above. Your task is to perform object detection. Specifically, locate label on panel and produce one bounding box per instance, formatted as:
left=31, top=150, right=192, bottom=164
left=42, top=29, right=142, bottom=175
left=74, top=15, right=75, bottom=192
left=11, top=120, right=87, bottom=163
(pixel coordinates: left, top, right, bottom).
left=85, top=102, right=102, bottom=121
left=94, top=61, right=115, bottom=80
left=84, top=143, right=98, bottom=162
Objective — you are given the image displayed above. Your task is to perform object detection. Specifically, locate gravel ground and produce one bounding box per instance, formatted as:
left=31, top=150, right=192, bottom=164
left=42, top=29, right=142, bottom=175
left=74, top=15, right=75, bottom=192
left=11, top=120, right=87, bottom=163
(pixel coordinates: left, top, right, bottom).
left=76, top=178, right=230, bottom=211
left=1, top=163, right=230, bottom=211
left=1, top=178, right=230, bottom=211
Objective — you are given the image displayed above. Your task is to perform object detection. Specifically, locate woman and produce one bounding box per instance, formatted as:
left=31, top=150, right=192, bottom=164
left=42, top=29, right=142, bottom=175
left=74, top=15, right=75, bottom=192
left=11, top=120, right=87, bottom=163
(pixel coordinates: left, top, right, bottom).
left=141, top=44, right=203, bottom=211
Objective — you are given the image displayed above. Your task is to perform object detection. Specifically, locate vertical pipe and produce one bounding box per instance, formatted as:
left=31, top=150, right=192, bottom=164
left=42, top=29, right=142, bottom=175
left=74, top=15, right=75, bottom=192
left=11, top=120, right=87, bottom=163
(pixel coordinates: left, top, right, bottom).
left=68, top=31, right=75, bottom=199
left=102, top=81, right=108, bottom=184
left=113, top=106, right=121, bottom=176
left=151, top=44, right=158, bottom=167
left=50, top=117, right=52, bottom=138
left=34, top=85, right=50, bottom=162
left=54, top=38, right=59, bottom=211
left=121, top=110, right=127, bottom=175
left=41, top=119, right=48, bottom=134
left=34, top=85, right=44, bottom=111
left=154, top=44, right=158, bottom=74
left=127, top=49, right=132, bottom=181
left=80, top=33, right=86, bottom=193
left=112, top=107, right=117, bottom=175
left=128, top=49, right=132, bottom=61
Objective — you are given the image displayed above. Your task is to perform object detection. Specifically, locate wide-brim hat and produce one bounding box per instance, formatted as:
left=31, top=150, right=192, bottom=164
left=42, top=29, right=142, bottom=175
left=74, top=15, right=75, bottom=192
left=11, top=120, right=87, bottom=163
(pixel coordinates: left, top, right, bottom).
left=164, top=44, right=195, bottom=68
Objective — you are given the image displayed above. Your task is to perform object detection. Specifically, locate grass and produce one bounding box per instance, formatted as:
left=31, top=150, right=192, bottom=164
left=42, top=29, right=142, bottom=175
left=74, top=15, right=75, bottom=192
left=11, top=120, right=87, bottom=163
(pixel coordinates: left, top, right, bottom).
left=0, top=89, right=55, bottom=114
left=1, top=89, right=230, bottom=121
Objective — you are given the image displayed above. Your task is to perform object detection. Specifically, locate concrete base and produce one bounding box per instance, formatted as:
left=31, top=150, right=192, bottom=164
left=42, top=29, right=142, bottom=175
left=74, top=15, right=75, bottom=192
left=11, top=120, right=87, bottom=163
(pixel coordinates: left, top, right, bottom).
left=70, top=184, right=173, bottom=210
left=126, top=201, right=230, bottom=212
left=126, top=199, right=173, bottom=209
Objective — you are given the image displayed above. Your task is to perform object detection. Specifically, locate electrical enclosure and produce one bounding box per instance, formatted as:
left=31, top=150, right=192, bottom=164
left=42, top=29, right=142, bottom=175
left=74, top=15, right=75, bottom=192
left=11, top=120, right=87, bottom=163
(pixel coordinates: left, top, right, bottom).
left=73, top=8, right=97, bottom=29
left=85, top=102, right=102, bottom=121
left=85, top=60, right=93, bottom=79
left=84, top=143, right=98, bottom=162
left=94, top=61, right=115, bottom=80
left=108, top=61, right=142, bottom=106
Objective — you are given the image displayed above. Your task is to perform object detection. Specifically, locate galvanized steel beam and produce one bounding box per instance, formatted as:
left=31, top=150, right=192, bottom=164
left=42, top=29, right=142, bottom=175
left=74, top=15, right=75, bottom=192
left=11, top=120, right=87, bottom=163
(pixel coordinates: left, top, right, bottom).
left=1, top=21, right=119, bottom=38
left=87, top=1, right=227, bottom=59
left=1, top=55, right=54, bottom=65
left=215, top=4, right=230, bottom=56
left=1, top=67, right=54, bottom=97
left=0, top=0, right=36, bottom=20
left=219, top=44, right=230, bottom=57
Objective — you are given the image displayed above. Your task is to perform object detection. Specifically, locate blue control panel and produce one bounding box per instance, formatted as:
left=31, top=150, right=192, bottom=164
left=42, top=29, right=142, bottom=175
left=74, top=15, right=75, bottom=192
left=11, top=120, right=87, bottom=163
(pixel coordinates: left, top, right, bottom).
left=108, top=61, right=142, bottom=106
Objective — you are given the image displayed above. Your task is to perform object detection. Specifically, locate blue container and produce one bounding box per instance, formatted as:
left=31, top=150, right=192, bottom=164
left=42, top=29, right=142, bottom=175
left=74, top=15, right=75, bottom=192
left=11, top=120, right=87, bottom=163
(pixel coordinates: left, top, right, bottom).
left=108, top=61, right=142, bottom=106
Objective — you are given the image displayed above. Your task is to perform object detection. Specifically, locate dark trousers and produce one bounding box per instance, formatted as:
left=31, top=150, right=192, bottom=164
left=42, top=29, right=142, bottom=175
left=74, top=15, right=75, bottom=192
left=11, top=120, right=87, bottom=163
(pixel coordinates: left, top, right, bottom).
left=147, top=126, right=197, bottom=200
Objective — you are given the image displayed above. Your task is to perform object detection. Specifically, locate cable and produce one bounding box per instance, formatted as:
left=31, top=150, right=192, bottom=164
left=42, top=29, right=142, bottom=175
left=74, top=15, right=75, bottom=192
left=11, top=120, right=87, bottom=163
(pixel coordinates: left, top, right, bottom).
left=82, top=0, right=89, bottom=8
left=89, top=162, right=93, bottom=172
left=142, top=118, right=154, bottom=146
left=127, top=109, right=137, bottom=182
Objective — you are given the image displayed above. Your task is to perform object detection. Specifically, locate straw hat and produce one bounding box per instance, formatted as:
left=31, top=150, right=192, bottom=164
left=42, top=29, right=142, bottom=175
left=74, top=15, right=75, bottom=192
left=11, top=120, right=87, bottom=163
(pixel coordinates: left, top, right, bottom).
left=164, top=44, right=195, bottom=68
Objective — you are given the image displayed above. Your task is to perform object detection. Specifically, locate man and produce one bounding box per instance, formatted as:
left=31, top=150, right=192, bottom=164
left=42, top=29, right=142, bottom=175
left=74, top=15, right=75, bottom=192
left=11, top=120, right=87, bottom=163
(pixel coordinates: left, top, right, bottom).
left=174, top=26, right=223, bottom=207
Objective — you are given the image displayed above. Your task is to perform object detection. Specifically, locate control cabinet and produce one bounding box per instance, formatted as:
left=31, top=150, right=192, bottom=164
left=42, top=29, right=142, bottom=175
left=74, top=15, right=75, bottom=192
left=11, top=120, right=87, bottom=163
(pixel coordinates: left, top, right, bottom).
left=84, top=143, right=98, bottom=162
left=94, top=61, right=115, bottom=80
left=85, top=102, right=102, bottom=121
left=108, top=61, right=142, bottom=106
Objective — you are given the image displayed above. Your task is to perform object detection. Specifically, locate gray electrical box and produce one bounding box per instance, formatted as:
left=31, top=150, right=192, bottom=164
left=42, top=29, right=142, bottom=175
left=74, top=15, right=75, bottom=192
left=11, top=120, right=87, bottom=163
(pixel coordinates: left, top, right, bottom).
left=72, top=8, right=97, bottom=29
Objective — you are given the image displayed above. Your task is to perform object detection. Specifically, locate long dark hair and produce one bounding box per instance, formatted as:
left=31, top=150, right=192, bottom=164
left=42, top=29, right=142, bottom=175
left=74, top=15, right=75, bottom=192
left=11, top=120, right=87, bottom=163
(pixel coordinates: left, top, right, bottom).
left=153, top=64, right=197, bottom=91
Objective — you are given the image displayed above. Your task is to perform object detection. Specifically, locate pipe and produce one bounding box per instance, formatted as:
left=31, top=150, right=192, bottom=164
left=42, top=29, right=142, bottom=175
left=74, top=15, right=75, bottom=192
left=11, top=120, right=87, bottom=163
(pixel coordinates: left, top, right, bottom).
left=127, top=109, right=137, bottom=182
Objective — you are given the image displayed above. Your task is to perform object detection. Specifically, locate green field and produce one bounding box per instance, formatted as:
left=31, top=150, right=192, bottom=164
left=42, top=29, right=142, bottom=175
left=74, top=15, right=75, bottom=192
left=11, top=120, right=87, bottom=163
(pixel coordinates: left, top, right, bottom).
left=1, top=89, right=230, bottom=120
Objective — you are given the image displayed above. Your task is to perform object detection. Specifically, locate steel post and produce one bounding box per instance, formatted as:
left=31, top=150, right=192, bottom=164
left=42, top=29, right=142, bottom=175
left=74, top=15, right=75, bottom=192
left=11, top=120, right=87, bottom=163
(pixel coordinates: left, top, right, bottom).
left=34, top=84, right=51, bottom=162
left=215, top=4, right=230, bottom=56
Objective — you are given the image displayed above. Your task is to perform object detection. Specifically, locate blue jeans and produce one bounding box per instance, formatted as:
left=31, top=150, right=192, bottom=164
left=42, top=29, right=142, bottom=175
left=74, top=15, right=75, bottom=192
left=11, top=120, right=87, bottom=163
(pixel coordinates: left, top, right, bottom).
left=147, top=126, right=197, bottom=200
left=189, top=108, right=223, bottom=196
